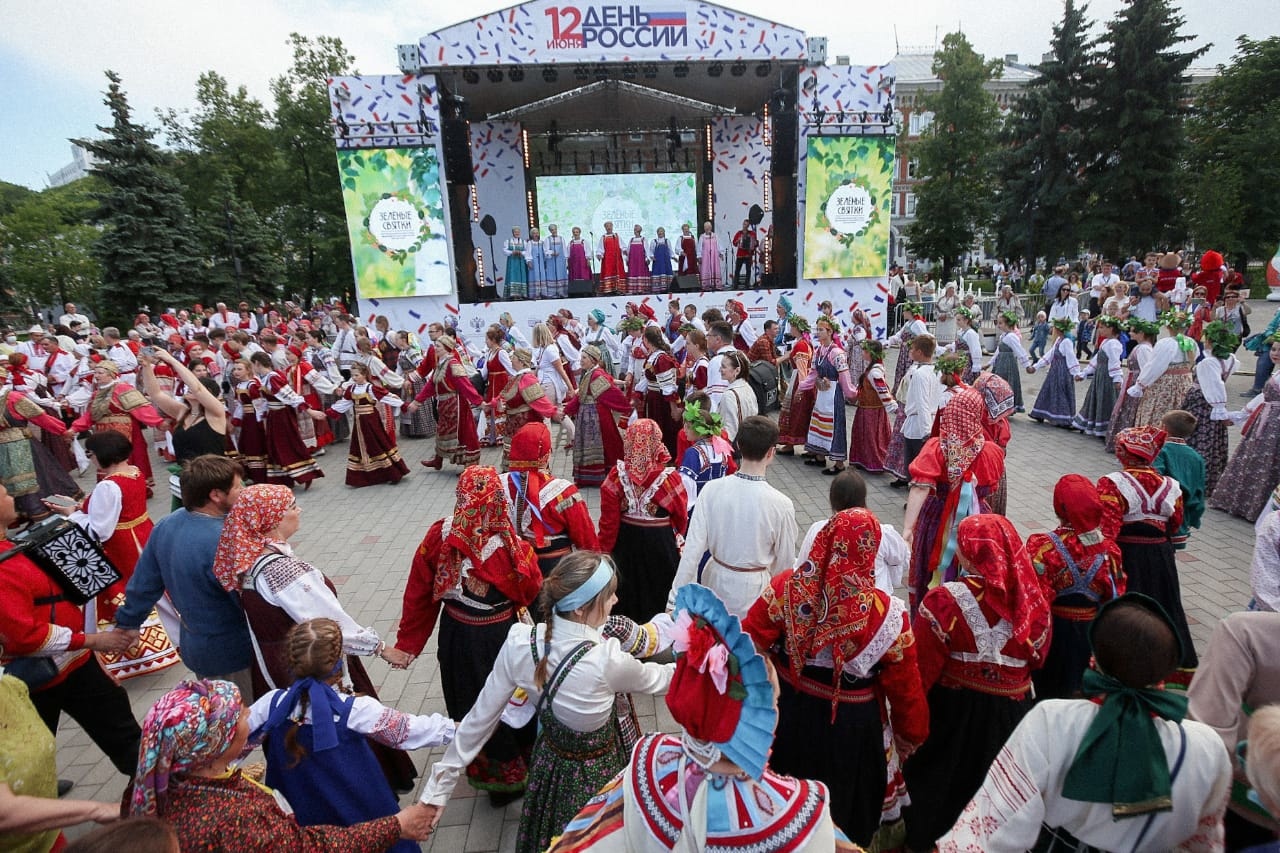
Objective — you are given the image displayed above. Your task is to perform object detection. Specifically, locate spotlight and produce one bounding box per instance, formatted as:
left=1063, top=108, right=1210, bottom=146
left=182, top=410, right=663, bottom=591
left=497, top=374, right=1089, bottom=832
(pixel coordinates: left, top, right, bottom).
left=508, top=68, right=525, bottom=82
left=463, top=69, right=480, bottom=85
left=486, top=68, right=504, bottom=83
left=836, top=111, right=845, bottom=124
left=642, top=63, right=658, bottom=79
left=730, top=61, right=747, bottom=77
left=574, top=64, right=589, bottom=81
left=542, top=67, right=558, bottom=83
left=622, top=64, right=637, bottom=80
left=707, top=62, right=723, bottom=77
left=755, top=61, right=771, bottom=78
left=593, top=63, right=608, bottom=80
left=673, top=62, right=690, bottom=78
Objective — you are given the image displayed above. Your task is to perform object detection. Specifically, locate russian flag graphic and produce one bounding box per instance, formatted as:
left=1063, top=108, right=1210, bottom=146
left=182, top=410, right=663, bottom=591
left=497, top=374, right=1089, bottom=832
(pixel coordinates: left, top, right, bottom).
left=647, top=10, right=687, bottom=26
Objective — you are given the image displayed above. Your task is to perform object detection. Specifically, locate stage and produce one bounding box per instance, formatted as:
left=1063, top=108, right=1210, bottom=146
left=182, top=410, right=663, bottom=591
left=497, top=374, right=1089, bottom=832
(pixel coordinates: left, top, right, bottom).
left=328, top=0, right=897, bottom=339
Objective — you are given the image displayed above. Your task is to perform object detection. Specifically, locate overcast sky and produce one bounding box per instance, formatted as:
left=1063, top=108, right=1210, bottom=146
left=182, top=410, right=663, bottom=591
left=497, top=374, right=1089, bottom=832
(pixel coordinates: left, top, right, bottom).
left=0, top=0, right=1267, bottom=190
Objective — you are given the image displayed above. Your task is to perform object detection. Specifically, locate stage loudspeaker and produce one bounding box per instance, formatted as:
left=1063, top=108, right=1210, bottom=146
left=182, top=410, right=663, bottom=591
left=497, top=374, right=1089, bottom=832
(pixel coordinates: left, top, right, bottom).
left=568, top=279, right=596, bottom=297
left=675, top=274, right=701, bottom=292
left=772, top=112, right=798, bottom=176
left=441, top=118, right=474, bottom=185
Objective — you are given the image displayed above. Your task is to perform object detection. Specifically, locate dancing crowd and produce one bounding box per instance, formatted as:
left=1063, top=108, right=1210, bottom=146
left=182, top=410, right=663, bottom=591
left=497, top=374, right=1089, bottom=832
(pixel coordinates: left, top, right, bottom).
left=3, top=273, right=1280, bottom=852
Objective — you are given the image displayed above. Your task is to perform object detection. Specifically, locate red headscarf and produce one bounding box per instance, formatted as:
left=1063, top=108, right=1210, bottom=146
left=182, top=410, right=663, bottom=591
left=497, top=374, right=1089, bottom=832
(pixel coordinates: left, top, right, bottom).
left=508, top=422, right=553, bottom=472
left=781, top=509, right=885, bottom=695
left=1053, top=474, right=1104, bottom=536
left=939, top=386, right=987, bottom=485
left=726, top=299, right=746, bottom=319
left=547, top=315, right=581, bottom=350
left=1115, top=426, right=1166, bottom=465
left=211, top=484, right=294, bottom=592
left=434, top=466, right=522, bottom=602
left=956, top=514, right=1049, bottom=660
left=622, top=418, right=670, bottom=487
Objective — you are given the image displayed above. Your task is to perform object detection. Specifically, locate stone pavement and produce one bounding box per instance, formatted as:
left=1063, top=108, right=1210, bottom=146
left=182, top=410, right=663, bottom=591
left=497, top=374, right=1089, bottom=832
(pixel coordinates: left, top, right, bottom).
left=54, top=338, right=1266, bottom=849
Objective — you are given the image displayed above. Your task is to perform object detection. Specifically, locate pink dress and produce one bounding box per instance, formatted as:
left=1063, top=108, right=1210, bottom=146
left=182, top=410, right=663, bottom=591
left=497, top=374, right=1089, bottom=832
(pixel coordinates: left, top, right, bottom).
left=568, top=238, right=592, bottom=281
left=626, top=237, right=650, bottom=295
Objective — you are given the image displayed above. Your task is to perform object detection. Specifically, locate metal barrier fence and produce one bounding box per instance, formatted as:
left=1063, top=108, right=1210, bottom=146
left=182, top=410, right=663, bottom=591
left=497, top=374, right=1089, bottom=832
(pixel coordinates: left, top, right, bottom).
left=891, top=293, right=1050, bottom=334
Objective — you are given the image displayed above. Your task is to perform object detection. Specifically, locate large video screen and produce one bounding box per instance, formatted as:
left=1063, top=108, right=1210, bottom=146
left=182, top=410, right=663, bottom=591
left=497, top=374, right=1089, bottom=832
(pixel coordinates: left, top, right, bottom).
left=802, top=136, right=895, bottom=279
left=336, top=146, right=452, bottom=298
left=535, top=173, right=697, bottom=244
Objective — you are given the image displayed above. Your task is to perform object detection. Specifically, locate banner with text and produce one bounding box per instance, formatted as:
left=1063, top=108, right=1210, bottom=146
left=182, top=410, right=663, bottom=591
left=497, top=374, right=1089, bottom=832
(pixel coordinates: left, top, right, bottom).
left=801, top=135, right=895, bottom=280
left=337, top=147, right=452, bottom=299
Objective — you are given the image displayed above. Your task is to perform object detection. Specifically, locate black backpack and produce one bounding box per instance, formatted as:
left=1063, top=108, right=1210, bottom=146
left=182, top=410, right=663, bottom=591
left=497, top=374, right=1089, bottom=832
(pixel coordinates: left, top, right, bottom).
left=747, top=360, right=780, bottom=412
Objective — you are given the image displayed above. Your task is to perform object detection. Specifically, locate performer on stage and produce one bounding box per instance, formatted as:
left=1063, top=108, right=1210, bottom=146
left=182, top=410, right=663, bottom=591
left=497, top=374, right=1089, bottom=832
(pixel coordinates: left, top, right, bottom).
left=504, top=227, right=529, bottom=300
left=544, top=224, right=568, bottom=299
left=626, top=225, right=650, bottom=295
left=698, top=221, right=722, bottom=291
left=597, top=222, right=625, bottom=296
left=732, top=220, right=757, bottom=288
left=677, top=223, right=698, bottom=277
left=568, top=226, right=593, bottom=289
left=526, top=226, right=549, bottom=300
left=650, top=227, right=674, bottom=293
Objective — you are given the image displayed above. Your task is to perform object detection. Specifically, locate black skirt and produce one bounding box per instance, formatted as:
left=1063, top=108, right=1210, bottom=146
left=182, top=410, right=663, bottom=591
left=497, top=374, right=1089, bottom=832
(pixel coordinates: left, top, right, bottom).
left=1117, top=522, right=1199, bottom=671
left=769, top=662, right=887, bottom=846
left=902, top=684, right=1032, bottom=851
left=611, top=519, right=680, bottom=624
left=1033, top=602, right=1096, bottom=701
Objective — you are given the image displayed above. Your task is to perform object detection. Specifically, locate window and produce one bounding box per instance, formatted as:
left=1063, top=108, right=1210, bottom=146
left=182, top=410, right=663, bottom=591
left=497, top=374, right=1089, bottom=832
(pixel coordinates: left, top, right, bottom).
left=907, top=159, right=919, bottom=179
left=908, top=111, right=934, bottom=136
left=906, top=193, right=917, bottom=216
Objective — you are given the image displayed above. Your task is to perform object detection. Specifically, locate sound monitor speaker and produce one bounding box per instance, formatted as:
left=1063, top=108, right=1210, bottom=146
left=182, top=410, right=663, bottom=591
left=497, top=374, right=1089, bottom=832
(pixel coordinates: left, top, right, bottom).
left=568, top=279, right=596, bottom=297
left=441, top=118, right=474, bottom=185
left=675, top=274, right=701, bottom=291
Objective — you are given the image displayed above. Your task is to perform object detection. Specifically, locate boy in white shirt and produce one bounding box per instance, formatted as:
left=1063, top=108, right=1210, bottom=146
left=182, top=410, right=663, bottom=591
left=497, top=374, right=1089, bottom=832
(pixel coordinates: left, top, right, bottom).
left=890, top=334, right=943, bottom=488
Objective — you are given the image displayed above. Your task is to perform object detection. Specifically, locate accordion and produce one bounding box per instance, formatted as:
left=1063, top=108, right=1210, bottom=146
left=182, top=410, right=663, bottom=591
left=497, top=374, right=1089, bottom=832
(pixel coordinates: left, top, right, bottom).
left=6, top=518, right=121, bottom=605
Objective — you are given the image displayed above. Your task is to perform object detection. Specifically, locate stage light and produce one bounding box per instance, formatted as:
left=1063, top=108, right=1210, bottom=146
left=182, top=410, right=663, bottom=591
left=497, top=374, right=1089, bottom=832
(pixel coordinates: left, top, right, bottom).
left=542, top=67, right=558, bottom=83
left=755, top=62, right=771, bottom=78
left=704, top=122, right=713, bottom=162
left=763, top=230, right=773, bottom=274
left=508, top=68, right=525, bottom=82
left=622, top=64, right=637, bottom=80
left=763, top=171, right=772, bottom=212
left=836, top=111, right=845, bottom=125
left=593, top=63, right=608, bottom=80
left=706, top=183, right=715, bottom=222
left=861, top=111, right=869, bottom=124
left=487, top=68, right=504, bottom=83
left=463, top=69, right=480, bottom=85
left=643, top=63, right=658, bottom=79
left=707, top=62, right=723, bottom=78
left=527, top=189, right=536, bottom=230
left=574, top=64, right=589, bottom=81
left=475, top=247, right=485, bottom=284
left=674, top=62, right=690, bottom=78
left=521, top=128, right=530, bottom=169
left=470, top=185, right=479, bottom=222
left=881, top=104, right=894, bottom=125
left=335, top=115, right=350, bottom=139
left=762, top=102, right=772, bottom=146
left=730, top=61, right=747, bottom=77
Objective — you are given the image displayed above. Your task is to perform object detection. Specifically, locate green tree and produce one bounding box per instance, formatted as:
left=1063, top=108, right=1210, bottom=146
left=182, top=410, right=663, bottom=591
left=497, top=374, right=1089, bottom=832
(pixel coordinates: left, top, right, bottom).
left=78, top=71, right=205, bottom=322
left=905, top=33, right=1003, bottom=282
left=0, top=181, right=35, bottom=217
left=193, top=175, right=285, bottom=303
left=1184, top=37, right=1280, bottom=266
left=994, top=0, right=1092, bottom=269
left=0, top=178, right=102, bottom=313
left=1080, top=0, right=1205, bottom=256
left=271, top=33, right=357, bottom=307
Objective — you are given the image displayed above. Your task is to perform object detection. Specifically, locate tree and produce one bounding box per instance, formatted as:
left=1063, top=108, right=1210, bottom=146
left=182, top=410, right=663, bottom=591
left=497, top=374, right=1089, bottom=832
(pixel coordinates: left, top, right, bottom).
left=1079, top=0, right=1205, bottom=256
left=994, top=0, right=1092, bottom=270
left=1184, top=37, right=1280, bottom=266
left=192, top=175, right=285, bottom=303
left=905, top=33, right=1003, bottom=282
left=271, top=33, right=357, bottom=307
left=78, top=71, right=205, bottom=322
left=0, top=179, right=102, bottom=315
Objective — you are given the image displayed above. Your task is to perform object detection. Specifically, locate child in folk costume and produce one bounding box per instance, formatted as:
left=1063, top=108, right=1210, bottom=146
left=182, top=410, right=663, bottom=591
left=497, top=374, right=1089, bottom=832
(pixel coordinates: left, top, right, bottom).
left=885, top=302, right=928, bottom=393
left=776, top=314, right=815, bottom=454
left=1027, top=317, right=1084, bottom=427
left=1104, top=318, right=1159, bottom=453
left=1210, top=336, right=1280, bottom=521
left=1098, top=426, right=1198, bottom=683
left=849, top=340, right=898, bottom=473
left=971, top=371, right=1016, bottom=515
left=804, top=315, right=858, bottom=475
left=598, top=419, right=689, bottom=623
left=952, top=306, right=983, bottom=384
left=247, top=618, right=455, bottom=853
left=676, top=398, right=736, bottom=518
left=284, top=345, right=337, bottom=452
left=325, top=363, right=410, bottom=487
left=1072, top=314, right=1124, bottom=437
left=1126, top=309, right=1198, bottom=431
left=901, top=514, right=1051, bottom=852
left=394, top=332, right=436, bottom=439
left=619, top=317, right=648, bottom=413
left=744, top=508, right=929, bottom=848
left=1182, top=320, right=1240, bottom=495
left=227, top=358, right=269, bottom=483
left=1026, top=474, right=1124, bottom=700
left=1154, top=410, right=1206, bottom=551
left=562, top=346, right=631, bottom=488
left=417, top=553, right=674, bottom=853
left=985, top=310, right=1031, bottom=412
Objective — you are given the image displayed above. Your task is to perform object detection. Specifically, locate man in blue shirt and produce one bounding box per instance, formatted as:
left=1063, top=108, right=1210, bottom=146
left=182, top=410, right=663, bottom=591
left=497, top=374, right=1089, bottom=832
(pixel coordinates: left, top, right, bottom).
left=1042, top=263, right=1069, bottom=303
left=114, top=454, right=252, bottom=695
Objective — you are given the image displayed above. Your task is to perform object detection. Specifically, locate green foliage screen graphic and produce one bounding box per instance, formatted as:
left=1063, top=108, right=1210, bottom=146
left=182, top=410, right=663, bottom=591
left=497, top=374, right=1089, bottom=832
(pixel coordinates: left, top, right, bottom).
left=535, top=173, right=697, bottom=244
left=336, top=147, right=451, bottom=298
left=802, top=136, right=895, bottom=279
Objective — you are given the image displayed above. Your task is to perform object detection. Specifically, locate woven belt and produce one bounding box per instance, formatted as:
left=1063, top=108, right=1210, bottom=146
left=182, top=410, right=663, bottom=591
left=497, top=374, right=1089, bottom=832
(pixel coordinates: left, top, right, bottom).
left=545, top=736, right=619, bottom=760
left=777, top=666, right=876, bottom=705
left=115, top=514, right=150, bottom=531
left=709, top=554, right=768, bottom=573
left=940, top=672, right=1031, bottom=697
left=1051, top=603, right=1099, bottom=622
left=1117, top=533, right=1168, bottom=545
left=443, top=603, right=514, bottom=626
left=621, top=516, right=670, bottom=528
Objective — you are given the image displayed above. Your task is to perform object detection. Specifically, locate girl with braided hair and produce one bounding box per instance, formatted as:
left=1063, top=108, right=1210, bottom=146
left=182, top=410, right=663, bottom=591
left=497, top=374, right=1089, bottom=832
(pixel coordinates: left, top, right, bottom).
left=247, top=619, right=454, bottom=852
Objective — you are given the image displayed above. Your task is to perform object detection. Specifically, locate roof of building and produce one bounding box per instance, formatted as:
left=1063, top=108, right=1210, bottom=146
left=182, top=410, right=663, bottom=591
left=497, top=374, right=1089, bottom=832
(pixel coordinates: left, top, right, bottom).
left=892, top=52, right=1039, bottom=86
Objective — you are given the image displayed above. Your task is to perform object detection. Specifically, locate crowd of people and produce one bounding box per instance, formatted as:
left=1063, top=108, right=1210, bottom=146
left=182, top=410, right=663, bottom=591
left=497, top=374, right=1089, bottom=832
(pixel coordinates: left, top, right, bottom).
left=2, top=272, right=1280, bottom=852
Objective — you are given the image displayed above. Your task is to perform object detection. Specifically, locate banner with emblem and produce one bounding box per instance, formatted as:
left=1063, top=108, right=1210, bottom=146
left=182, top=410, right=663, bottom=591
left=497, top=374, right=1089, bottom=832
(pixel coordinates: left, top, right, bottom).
left=801, top=135, right=895, bottom=280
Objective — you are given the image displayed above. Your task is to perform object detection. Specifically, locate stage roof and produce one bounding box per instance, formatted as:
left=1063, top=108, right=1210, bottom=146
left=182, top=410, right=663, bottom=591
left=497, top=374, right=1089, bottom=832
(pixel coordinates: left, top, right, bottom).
left=489, top=79, right=734, bottom=133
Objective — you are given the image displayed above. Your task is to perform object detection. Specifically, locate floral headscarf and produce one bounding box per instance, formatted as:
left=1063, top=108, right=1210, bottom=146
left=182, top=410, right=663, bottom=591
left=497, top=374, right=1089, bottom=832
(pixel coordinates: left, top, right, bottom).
left=435, top=466, right=522, bottom=601
left=781, top=509, right=884, bottom=711
left=131, top=679, right=243, bottom=817
left=1115, top=426, right=1167, bottom=465
left=956, top=514, right=1049, bottom=661
left=939, top=386, right=987, bottom=486
left=622, top=418, right=670, bottom=487
left=211, top=484, right=294, bottom=592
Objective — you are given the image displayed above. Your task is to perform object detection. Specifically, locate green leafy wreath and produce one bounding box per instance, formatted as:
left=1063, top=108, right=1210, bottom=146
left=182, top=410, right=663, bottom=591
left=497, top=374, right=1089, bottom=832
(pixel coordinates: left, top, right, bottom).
left=819, top=175, right=882, bottom=247
left=362, top=191, right=433, bottom=265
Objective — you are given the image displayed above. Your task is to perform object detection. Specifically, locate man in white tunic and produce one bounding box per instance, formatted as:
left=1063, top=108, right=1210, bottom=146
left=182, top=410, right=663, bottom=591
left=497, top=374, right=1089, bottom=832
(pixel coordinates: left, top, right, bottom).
left=939, top=594, right=1231, bottom=852
left=667, top=416, right=797, bottom=619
